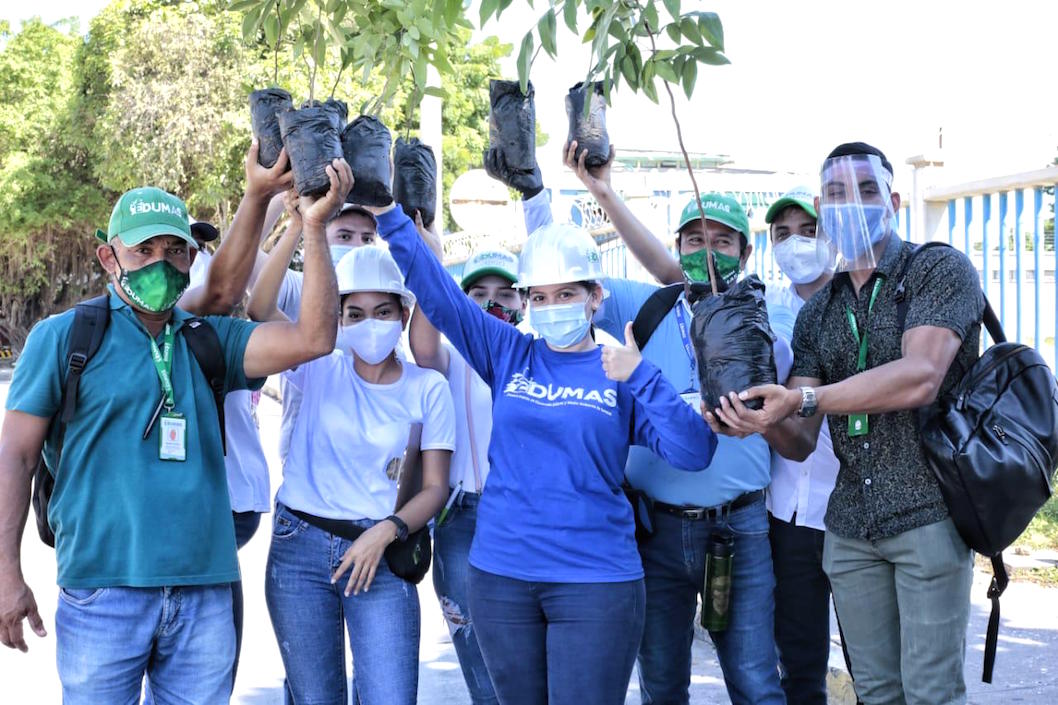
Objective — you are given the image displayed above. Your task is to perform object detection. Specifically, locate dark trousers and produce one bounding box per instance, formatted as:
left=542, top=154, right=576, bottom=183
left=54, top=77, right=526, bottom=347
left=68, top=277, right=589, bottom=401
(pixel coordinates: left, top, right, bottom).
left=769, top=513, right=830, bottom=705
left=468, top=566, right=645, bottom=705
left=231, top=510, right=262, bottom=687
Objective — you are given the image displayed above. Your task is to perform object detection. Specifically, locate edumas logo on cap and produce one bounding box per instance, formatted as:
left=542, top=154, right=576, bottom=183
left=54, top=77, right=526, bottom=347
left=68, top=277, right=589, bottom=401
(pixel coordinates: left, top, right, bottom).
left=96, top=186, right=197, bottom=250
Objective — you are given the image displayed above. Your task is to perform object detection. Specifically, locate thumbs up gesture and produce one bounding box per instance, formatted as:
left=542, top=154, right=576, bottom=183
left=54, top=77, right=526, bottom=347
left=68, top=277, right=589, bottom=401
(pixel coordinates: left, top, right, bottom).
left=602, top=322, right=643, bottom=382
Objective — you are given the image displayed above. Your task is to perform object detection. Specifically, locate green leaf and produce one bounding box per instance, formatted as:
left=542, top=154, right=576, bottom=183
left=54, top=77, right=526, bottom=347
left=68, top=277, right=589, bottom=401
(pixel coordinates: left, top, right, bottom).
left=681, top=58, right=696, bottom=99
left=444, top=0, right=462, bottom=25
left=408, top=25, right=420, bottom=40
left=498, top=0, right=515, bottom=19
left=413, top=54, right=427, bottom=89
left=642, top=1, right=659, bottom=32
left=641, top=62, right=658, bottom=103
left=652, top=58, right=679, bottom=83
left=680, top=17, right=702, bottom=45
left=539, top=8, right=557, bottom=58
left=563, top=0, right=578, bottom=34
left=662, top=0, right=680, bottom=20
left=240, top=4, right=263, bottom=42
left=228, top=0, right=262, bottom=12
left=619, top=55, right=638, bottom=91
left=665, top=21, right=681, bottom=43
left=423, top=86, right=446, bottom=98
left=695, top=11, right=724, bottom=50
left=516, top=31, right=534, bottom=94
left=263, top=12, right=279, bottom=47
left=692, top=47, right=730, bottom=66
left=479, top=0, right=498, bottom=26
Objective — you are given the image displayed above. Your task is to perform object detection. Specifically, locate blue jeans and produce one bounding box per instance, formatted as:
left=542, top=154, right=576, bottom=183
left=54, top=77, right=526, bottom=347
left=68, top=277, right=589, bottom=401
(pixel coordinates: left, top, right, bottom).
left=823, top=518, right=973, bottom=705
left=468, top=565, right=645, bottom=705
left=637, top=495, right=785, bottom=705
left=265, top=503, right=420, bottom=705
left=55, top=584, right=234, bottom=705
left=433, top=492, right=499, bottom=705
left=769, top=514, right=830, bottom=705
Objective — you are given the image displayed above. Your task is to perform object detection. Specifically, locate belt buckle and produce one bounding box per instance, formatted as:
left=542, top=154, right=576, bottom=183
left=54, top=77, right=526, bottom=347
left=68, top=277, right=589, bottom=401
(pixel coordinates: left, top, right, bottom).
left=682, top=507, right=708, bottom=520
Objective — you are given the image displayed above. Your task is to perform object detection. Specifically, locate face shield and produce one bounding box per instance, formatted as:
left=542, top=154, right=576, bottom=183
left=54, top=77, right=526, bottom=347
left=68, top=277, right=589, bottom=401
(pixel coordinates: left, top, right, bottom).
left=817, top=154, right=896, bottom=272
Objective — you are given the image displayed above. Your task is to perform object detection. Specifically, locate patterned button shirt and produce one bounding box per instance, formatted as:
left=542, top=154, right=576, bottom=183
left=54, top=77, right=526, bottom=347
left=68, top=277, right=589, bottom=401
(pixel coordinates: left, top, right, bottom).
left=790, top=234, right=984, bottom=540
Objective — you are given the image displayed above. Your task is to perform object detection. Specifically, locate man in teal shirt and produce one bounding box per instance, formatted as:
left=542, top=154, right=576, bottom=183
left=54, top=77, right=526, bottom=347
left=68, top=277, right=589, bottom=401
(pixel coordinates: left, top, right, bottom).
left=0, top=155, right=351, bottom=703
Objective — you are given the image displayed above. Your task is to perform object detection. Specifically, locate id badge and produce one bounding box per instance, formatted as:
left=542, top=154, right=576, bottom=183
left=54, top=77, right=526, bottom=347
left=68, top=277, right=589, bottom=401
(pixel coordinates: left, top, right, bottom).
left=848, top=413, right=868, bottom=437
left=680, top=391, right=703, bottom=416
left=159, top=412, right=187, bottom=461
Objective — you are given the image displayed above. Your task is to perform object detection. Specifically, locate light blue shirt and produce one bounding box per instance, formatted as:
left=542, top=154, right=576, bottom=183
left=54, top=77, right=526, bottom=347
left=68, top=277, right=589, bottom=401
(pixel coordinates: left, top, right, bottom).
left=523, top=191, right=797, bottom=506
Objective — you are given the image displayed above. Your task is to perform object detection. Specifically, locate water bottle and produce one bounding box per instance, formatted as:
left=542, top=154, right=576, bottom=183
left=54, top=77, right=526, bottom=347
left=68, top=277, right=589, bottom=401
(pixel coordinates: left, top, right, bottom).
left=701, top=530, right=734, bottom=632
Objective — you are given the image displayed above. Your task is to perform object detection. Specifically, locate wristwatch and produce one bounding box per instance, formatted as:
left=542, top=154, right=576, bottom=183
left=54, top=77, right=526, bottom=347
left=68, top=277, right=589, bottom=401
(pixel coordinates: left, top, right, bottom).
left=385, top=514, right=409, bottom=542
left=797, top=387, right=818, bottom=418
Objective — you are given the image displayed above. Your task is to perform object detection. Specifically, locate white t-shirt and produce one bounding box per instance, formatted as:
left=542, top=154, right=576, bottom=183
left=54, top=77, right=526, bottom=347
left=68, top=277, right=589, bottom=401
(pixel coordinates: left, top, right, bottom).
left=276, top=270, right=305, bottom=464
left=444, top=344, right=493, bottom=492
left=765, top=282, right=840, bottom=531
left=278, top=351, right=455, bottom=520
left=188, top=252, right=271, bottom=513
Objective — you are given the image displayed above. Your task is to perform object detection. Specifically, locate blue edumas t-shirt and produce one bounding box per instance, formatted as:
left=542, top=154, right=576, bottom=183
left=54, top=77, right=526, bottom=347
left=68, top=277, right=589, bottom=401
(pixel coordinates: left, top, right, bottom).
left=378, top=207, right=717, bottom=583
left=596, top=278, right=795, bottom=506
left=7, top=288, right=262, bottom=588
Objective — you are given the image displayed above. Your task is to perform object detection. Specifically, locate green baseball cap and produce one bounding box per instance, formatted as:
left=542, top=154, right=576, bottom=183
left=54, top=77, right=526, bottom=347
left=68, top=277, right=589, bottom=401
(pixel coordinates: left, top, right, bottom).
left=460, top=248, right=519, bottom=290
left=676, top=193, right=750, bottom=238
left=764, top=185, right=818, bottom=224
left=95, top=186, right=196, bottom=249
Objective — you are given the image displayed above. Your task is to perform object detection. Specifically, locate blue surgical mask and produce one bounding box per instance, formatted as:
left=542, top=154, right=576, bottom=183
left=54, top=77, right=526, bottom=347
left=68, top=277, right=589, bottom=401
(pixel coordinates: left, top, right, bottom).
left=330, top=244, right=355, bottom=267
left=821, top=203, right=890, bottom=262
left=532, top=301, right=591, bottom=349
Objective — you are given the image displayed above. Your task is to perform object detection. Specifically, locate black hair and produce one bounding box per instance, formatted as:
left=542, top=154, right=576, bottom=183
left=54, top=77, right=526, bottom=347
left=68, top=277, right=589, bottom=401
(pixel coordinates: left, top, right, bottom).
left=340, top=291, right=403, bottom=311
left=826, top=142, right=893, bottom=178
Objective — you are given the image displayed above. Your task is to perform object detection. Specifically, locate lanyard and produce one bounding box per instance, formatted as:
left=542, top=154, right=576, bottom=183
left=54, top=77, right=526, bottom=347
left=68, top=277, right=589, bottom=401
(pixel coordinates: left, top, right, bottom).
left=845, top=277, right=885, bottom=372
left=148, top=324, right=176, bottom=411
left=673, top=298, right=698, bottom=390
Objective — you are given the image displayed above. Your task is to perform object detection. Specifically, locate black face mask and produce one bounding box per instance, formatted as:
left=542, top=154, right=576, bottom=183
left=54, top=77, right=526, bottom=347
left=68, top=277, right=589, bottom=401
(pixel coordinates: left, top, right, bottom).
left=482, top=300, right=522, bottom=326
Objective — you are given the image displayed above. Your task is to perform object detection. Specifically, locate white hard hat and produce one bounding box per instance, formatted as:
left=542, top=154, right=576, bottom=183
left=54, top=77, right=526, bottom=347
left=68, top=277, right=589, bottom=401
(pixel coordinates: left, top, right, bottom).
left=516, top=222, right=605, bottom=288
left=335, top=246, right=415, bottom=308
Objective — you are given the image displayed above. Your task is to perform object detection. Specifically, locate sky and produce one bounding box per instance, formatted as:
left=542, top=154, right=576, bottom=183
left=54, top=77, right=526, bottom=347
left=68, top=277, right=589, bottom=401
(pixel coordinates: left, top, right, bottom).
left=6, top=0, right=1058, bottom=189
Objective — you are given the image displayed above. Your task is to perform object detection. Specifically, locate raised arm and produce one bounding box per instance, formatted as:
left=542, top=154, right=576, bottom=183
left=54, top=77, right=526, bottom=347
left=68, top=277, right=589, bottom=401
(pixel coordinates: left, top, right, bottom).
left=406, top=212, right=450, bottom=375
left=564, top=142, right=685, bottom=285
left=241, top=160, right=350, bottom=378
left=180, top=140, right=292, bottom=316
left=247, top=189, right=302, bottom=323
left=374, top=203, right=524, bottom=387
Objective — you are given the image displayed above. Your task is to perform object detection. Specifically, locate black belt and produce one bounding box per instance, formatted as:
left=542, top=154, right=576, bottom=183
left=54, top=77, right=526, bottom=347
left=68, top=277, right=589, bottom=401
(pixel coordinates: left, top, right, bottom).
left=654, top=490, right=764, bottom=521
left=288, top=507, right=367, bottom=543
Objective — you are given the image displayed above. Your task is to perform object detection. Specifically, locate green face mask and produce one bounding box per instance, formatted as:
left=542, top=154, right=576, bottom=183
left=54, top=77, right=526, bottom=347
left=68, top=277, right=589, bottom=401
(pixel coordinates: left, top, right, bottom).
left=679, top=248, right=741, bottom=290
left=113, top=251, right=190, bottom=313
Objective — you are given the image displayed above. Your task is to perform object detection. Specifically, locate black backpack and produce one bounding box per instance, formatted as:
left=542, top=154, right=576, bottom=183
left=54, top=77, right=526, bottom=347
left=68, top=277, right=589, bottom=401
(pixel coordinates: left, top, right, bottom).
left=31, top=295, right=228, bottom=548
left=895, top=242, right=1058, bottom=683
left=631, top=283, right=684, bottom=350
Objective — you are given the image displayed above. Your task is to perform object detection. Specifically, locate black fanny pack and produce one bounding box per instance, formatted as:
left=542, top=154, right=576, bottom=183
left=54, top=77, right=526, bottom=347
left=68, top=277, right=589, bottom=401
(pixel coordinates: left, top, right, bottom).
left=289, top=508, right=432, bottom=584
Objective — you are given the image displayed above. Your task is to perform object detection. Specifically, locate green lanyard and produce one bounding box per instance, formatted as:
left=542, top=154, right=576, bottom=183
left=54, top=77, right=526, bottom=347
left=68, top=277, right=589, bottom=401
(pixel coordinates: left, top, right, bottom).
left=845, top=277, right=885, bottom=372
left=148, top=324, right=176, bottom=411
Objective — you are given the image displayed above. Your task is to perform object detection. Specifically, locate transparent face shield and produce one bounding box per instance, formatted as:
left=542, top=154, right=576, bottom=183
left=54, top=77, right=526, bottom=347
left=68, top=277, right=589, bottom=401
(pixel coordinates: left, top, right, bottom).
left=817, top=154, right=896, bottom=272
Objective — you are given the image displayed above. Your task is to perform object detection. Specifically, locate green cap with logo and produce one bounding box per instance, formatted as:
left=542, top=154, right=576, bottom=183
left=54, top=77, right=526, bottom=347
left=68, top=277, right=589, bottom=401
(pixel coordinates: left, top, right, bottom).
left=95, top=186, right=196, bottom=249
left=764, top=185, right=818, bottom=224
left=676, top=193, right=750, bottom=238
left=460, top=248, right=519, bottom=290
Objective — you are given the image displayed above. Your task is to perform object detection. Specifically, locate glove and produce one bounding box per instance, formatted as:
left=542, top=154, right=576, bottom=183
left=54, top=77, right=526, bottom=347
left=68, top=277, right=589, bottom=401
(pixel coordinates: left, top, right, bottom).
left=483, top=148, right=543, bottom=200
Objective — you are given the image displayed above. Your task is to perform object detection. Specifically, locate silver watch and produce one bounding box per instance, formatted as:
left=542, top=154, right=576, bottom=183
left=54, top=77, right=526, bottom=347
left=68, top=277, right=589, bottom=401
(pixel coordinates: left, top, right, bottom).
left=797, top=387, right=818, bottom=418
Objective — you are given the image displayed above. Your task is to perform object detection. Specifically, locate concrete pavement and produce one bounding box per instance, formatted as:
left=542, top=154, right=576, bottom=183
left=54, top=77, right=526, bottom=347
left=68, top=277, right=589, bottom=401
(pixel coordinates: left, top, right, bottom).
left=1, top=380, right=1056, bottom=703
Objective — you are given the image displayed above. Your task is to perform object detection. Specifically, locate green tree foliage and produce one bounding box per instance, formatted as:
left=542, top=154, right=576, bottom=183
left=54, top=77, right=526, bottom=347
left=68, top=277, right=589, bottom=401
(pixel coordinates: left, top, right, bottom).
left=0, top=2, right=507, bottom=345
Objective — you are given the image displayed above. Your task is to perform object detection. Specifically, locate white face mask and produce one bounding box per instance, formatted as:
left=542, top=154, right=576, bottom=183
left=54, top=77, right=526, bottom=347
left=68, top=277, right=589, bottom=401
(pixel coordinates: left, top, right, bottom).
left=772, top=235, right=832, bottom=284
left=330, top=244, right=355, bottom=268
left=336, top=319, right=402, bottom=365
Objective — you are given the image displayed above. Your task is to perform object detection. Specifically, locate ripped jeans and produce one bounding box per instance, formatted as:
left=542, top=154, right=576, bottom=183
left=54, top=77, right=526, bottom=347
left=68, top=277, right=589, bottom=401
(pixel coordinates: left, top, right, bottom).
left=433, top=491, right=499, bottom=705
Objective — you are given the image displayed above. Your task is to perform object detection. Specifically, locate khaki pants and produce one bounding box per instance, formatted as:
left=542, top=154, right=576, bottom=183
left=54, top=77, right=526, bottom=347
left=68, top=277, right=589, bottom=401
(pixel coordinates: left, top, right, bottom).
left=823, top=518, right=973, bottom=705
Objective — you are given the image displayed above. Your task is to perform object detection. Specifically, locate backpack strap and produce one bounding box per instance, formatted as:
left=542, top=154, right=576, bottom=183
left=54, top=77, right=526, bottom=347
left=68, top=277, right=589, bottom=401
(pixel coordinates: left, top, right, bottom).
left=893, top=241, right=1005, bottom=343
left=181, top=318, right=228, bottom=455
left=632, top=283, right=684, bottom=350
left=59, top=296, right=111, bottom=427
left=982, top=553, right=1009, bottom=683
